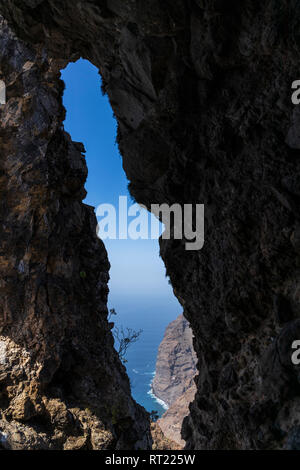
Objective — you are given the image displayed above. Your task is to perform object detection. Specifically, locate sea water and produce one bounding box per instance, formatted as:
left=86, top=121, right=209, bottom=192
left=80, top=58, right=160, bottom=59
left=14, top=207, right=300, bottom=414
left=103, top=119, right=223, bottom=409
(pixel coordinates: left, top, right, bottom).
left=109, top=294, right=181, bottom=417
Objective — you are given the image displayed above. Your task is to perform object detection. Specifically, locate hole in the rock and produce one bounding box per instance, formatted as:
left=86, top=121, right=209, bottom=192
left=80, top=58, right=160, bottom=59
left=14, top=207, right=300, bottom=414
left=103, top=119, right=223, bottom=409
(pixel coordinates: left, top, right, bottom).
left=61, top=59, right=195, bottom=445
left=62, top=59, right=178, bottom=408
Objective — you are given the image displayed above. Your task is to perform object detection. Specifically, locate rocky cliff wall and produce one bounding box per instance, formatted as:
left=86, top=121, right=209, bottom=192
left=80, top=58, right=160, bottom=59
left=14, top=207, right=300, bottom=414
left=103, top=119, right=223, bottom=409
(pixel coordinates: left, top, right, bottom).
left=0, top=15, right=150, bottom=450
left=152, top=314, right=197, bottom=407
left=158, top=385, right=197, bottom=448
left=1, top=0, right=300, bottom=450
left=152, top=314, right=197, bottom=447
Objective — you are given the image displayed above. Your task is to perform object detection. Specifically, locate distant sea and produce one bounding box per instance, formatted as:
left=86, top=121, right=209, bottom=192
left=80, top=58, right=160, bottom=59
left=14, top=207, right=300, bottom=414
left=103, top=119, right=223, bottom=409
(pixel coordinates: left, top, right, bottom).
left=109, top=295, right=181, bottom=417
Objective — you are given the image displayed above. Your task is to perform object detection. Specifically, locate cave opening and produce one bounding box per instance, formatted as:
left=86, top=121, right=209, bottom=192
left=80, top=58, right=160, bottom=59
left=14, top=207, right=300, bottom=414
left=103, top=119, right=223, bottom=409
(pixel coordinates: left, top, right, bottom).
left=61, top=58, right=182, bottom=418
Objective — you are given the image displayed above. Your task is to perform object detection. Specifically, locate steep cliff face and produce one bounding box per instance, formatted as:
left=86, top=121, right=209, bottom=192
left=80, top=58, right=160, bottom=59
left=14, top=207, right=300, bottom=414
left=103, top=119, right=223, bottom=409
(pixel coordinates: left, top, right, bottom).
left=150, top=422, right=181, bottom=451
left=0, top=16, right=150, bottom=450
left=158, top=385, right=196, bottom=448
left=152, top=314, right=197, bottom=407
left=1, top=0, right=300, bottom=450
left=152, top=314, right=197, bottom=447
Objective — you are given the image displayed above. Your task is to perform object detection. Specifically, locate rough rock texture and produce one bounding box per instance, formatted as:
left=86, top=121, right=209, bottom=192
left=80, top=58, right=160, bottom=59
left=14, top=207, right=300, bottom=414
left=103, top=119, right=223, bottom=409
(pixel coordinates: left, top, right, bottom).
left=150, top=422, right=181, bottom=451
left=152, top=314, right=197, bottom=407
left=152, top=314, right=196, bottom=447
left=1, top=0, right=300, bottom=450
left=0, top=16, right=150, bottom=450
left=158, top=385, right=196, bottom=448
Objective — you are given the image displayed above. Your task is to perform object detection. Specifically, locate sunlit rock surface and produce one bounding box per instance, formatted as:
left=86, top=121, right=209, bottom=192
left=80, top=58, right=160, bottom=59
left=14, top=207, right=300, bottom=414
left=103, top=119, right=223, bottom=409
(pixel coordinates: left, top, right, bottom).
left=158, top=386, right=197, bottom=448
left=153, top=314, right=197, bottom=407
left=153, top=314, right=197, bottom=447
left=0, top=16, right=150, bottom=450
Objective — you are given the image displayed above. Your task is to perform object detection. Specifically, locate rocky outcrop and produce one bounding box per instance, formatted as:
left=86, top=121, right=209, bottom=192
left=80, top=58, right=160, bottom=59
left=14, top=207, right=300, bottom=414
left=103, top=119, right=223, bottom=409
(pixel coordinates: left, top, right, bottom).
left=0, top=16, right=150, bottom=450
left=158, top=386, right=196, bottom=448
left=152, top=314, right=196, bottom=407
left=1, top=0, right=300, bottom=450
left=152, top=314, right=197, bottom=447
left=150, top=422, right=181, bottom=451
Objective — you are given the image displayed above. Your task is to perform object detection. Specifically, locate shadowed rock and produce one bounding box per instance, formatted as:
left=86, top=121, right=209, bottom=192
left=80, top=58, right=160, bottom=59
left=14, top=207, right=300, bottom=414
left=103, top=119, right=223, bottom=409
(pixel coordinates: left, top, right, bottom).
left=1, top=0, right=300, bottom=450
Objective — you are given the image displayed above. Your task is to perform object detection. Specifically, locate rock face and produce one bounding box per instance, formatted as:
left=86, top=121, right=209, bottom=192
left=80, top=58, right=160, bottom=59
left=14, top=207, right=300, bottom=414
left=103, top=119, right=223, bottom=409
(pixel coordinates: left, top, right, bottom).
left=150, top=422, right=181, bottom=451
left=152, top=314, right=197, bottom=407
left=1, top=0, right=300, bottom=450
left=158, top=385, right=197, bottom=448
left=152, top=314, right=197, bottom=447
left=0, top=16, right=150, bottom=450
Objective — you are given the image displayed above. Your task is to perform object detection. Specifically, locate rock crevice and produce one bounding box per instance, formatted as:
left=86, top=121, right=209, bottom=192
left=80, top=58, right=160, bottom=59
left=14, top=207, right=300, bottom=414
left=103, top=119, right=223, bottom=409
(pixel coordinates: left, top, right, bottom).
left=153, top=314, right=197, bottom=447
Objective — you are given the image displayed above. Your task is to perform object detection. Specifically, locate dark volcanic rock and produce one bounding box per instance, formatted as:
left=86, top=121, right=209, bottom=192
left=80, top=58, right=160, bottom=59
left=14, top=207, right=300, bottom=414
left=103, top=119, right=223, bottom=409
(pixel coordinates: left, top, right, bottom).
left=0, top=0, right=300, bottom=450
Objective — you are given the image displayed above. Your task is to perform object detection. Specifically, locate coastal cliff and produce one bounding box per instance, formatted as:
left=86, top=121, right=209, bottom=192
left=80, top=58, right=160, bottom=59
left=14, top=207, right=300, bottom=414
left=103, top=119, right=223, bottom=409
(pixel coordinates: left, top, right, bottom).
left=158, top=386, right=197, bottom=448
left=152, top=314, right=197, bottom=446
left=0, top=16, right=151, bottom=450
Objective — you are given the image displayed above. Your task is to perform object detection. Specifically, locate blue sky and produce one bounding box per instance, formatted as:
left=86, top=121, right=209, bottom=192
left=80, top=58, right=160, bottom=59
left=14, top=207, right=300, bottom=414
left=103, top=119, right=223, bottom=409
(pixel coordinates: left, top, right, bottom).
left=61, top=59, right=181, bottom=415
left=61, top=59, right=181, bottom=306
